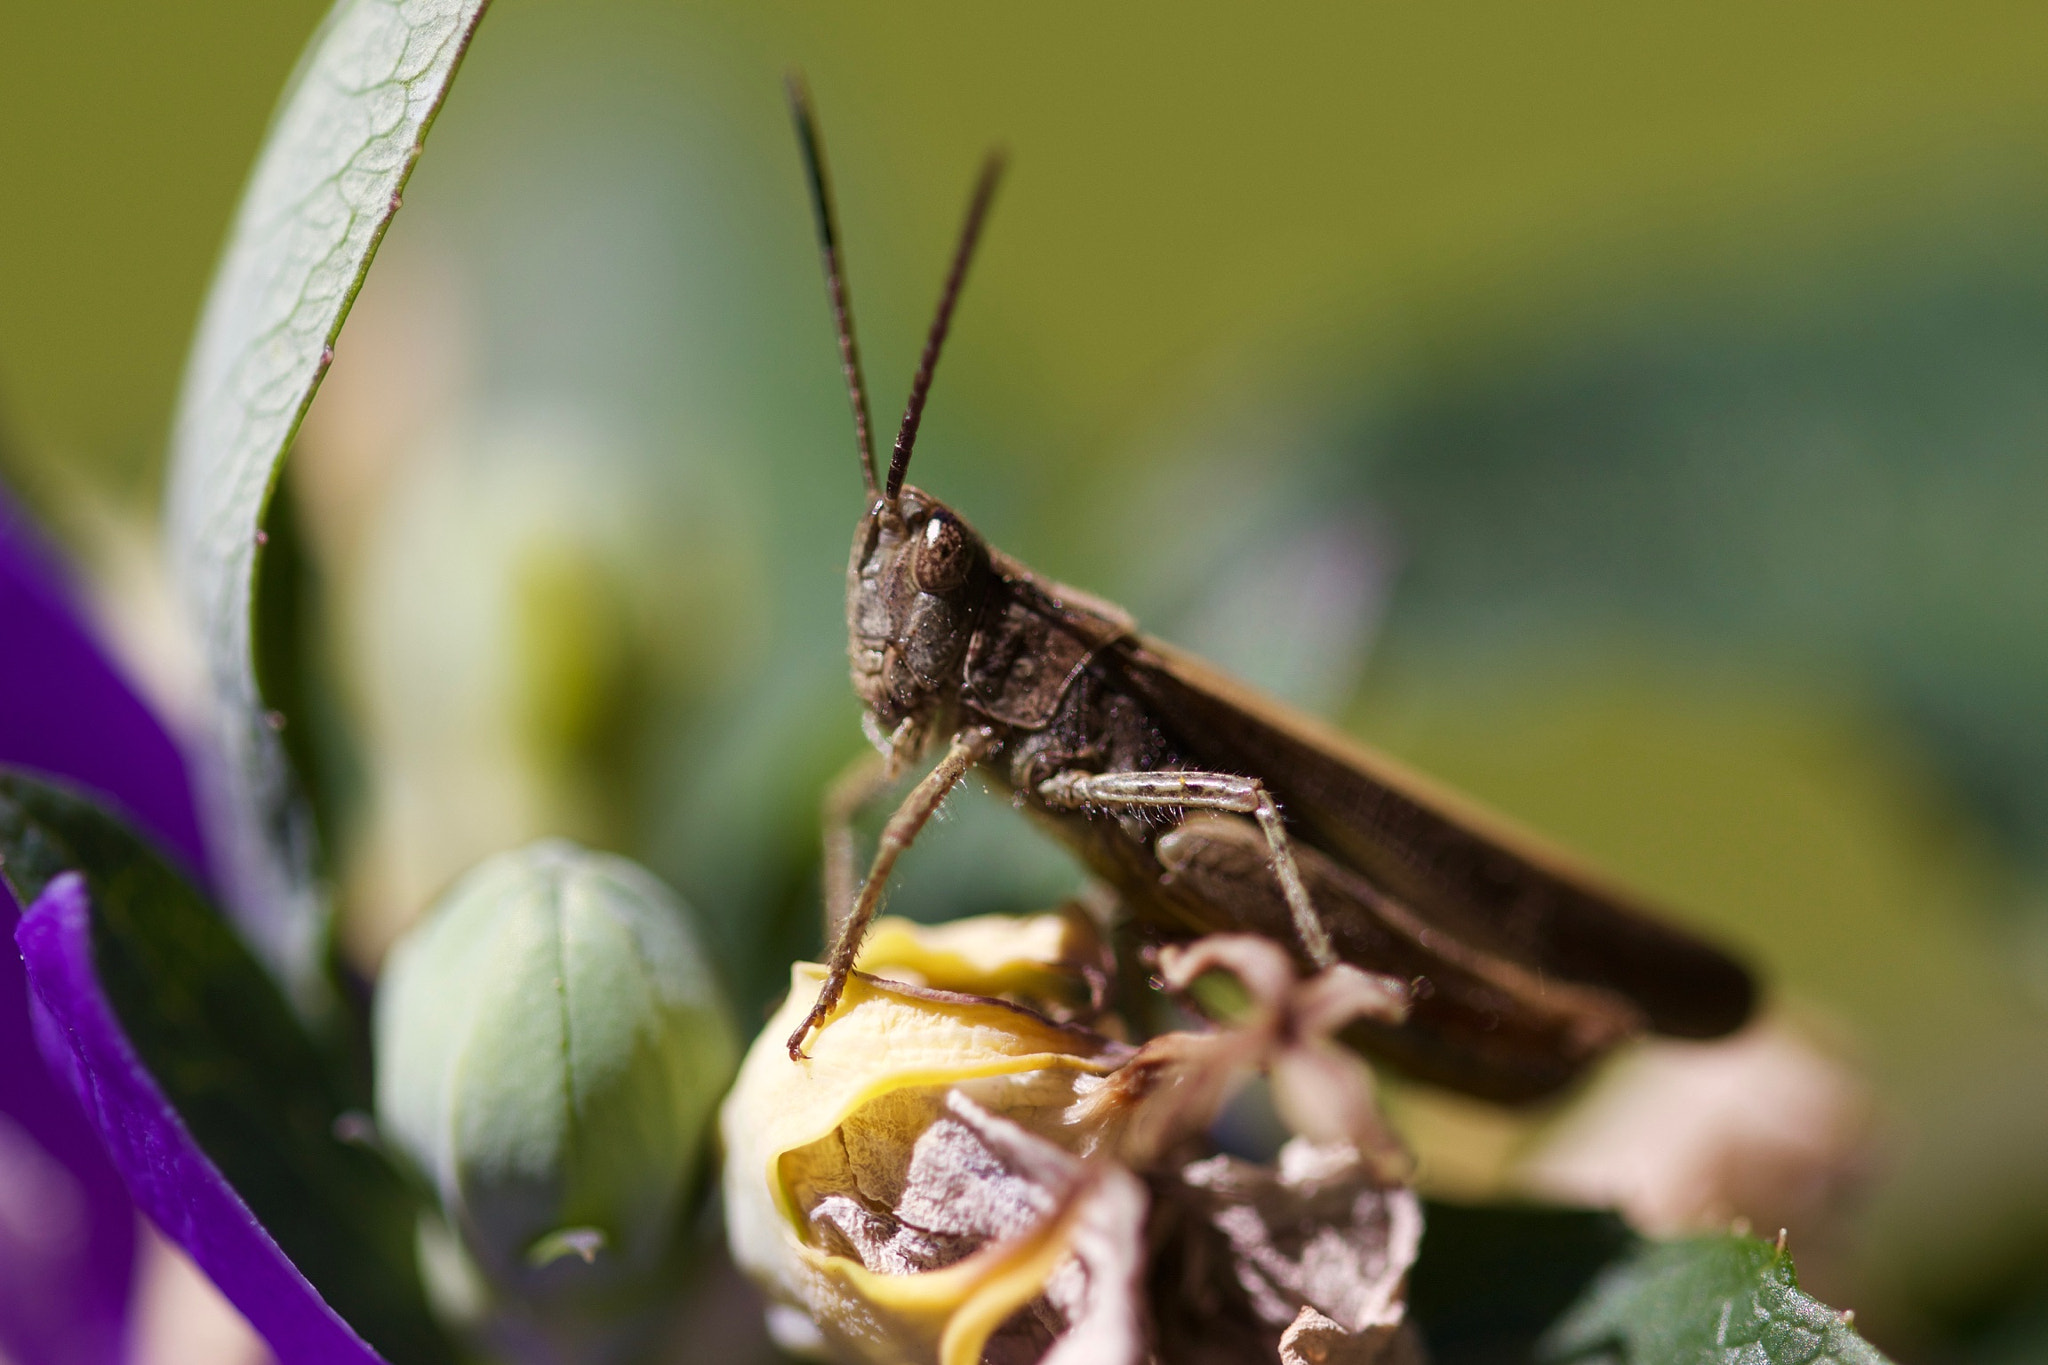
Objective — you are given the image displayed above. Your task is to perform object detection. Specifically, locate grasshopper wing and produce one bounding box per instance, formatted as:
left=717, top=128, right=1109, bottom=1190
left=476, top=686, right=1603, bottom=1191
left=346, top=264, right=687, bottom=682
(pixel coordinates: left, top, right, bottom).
left=1114, top=636, right=1755, bottom=1078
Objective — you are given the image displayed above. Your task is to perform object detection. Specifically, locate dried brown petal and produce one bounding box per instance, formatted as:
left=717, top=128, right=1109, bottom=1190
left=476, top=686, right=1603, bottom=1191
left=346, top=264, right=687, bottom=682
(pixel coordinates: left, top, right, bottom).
left=1158, top=935, right=1304, bottom=1014
left=1289, top=962, right=1414, bottom=1041
left=941, top=1096, right=1148, bottom=1365
left=1093, top=937, right=1411, bottom=1171
left=1278, top=1306, right=1423, bottom=1365
left=1066, top=1026, right=1260, bottom=1168
left=1178, top=1139, right=1422, bottom=1341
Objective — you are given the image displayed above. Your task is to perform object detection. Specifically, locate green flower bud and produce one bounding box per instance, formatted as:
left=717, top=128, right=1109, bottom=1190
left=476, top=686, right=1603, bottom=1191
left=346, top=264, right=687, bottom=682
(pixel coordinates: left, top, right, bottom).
left=375, top=840, right=737, bottom=1353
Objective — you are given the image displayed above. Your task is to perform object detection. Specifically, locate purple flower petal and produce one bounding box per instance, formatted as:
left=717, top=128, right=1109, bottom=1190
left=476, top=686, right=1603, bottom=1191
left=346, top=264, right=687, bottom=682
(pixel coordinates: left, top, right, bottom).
left=0, top=949, right=129, bottom=1365
left=0, top=494, right=209, bottom=880
left=18, top=874, right=388, bottom=1364
left=0, top=487, right=212, bottom=1365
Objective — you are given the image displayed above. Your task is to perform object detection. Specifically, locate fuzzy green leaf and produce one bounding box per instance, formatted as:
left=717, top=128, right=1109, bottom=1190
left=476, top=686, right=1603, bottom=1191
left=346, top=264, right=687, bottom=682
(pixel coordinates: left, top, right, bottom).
left=163, top=0, right=490, bottom=1008
left=1542, top=1234, right=1890, bottom=1365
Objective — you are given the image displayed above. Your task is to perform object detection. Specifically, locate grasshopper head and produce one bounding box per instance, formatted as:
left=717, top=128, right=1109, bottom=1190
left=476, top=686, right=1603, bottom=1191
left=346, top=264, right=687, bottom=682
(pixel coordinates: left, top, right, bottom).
left=846, top=484, right=992, bottom=738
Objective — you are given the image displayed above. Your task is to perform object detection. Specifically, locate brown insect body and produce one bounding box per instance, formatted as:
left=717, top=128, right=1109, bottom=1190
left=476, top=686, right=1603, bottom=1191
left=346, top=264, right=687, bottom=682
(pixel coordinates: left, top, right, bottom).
left=790, top=79, right=1754, bottom=1101
left=846, top=485, right=1752, bottom=1101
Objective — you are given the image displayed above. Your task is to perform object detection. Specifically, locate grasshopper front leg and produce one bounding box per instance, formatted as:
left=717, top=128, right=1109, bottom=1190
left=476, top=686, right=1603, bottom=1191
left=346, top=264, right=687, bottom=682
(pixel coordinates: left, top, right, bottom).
left=788, top=725, right=997, bottom=1059
left=1039, top=768, right=1339, bottom=970
left=818, top=718, right=922, bottom=934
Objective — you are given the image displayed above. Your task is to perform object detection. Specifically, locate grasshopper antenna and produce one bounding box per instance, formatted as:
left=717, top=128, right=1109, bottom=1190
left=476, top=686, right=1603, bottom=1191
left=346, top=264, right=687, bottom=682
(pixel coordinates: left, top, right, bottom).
left=885, top=148, right=1006, bottom=503
left=787, top=73, right=879, bottom=502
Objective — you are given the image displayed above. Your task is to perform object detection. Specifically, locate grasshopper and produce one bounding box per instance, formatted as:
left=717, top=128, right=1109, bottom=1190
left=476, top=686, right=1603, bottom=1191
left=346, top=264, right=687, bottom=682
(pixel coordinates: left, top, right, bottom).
left=783, top=82, right=1752, bottom=1101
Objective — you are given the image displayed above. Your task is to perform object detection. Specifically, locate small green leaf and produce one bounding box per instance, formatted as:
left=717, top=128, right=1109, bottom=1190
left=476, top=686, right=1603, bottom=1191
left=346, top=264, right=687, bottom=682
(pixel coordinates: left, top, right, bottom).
left=527, top=1228, right=608, bottom=1269
left=0, top=770, right=454, bottom=1365
left=163, top=0, right=491, bottom=1009
left=1542, top=1233, right=1891, bottom=1365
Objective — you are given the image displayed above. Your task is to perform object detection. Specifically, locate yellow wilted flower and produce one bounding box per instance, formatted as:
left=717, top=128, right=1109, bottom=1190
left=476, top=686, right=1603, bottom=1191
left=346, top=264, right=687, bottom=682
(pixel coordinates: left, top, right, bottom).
left=721, top=914, right=1424, bottom=1365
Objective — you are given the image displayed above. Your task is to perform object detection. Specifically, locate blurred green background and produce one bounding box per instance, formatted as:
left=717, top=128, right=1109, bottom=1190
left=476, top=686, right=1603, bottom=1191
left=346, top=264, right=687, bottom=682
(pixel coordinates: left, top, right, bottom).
left=8, top=3, right=2048, bottom=1358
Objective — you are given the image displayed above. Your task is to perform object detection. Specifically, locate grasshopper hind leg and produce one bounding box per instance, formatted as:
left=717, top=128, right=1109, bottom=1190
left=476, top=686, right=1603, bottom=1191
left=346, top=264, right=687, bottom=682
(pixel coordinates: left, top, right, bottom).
left=1037, top=768, right=1339, bottom=970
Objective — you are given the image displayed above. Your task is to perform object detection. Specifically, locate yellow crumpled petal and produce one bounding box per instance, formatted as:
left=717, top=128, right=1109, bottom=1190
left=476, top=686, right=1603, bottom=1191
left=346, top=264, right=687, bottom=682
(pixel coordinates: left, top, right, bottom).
left=723, top=924, right=1422, bottom=1365
left=856, top=910, right=1107, bottom=1014
left=720, top=961, right=1130, bottom=1364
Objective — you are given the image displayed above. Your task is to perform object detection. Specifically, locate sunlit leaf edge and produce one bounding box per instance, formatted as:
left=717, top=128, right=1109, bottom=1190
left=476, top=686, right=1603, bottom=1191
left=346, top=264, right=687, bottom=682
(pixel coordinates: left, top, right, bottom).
left=162, top=0, right=492, bottom=1011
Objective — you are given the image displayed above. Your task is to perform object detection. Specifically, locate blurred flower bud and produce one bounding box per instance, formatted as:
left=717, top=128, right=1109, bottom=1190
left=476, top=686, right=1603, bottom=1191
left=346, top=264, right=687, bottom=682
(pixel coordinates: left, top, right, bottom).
left=339, top=410, right=761, bottom=966
left=375, top=840, right=739, bottom=1362
left=1517, top=1018, right=1873, bottom=1245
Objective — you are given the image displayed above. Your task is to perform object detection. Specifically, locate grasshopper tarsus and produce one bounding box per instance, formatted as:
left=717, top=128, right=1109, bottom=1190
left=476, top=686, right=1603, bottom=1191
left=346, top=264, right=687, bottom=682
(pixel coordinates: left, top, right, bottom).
left=785, top=992, right=832, bottom=1062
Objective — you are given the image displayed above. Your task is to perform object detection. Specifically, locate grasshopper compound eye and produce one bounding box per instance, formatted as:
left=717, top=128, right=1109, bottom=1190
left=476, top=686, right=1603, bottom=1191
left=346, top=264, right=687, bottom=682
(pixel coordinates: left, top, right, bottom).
left=912, top=513, right=974, bottom=593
